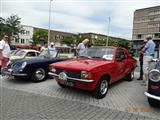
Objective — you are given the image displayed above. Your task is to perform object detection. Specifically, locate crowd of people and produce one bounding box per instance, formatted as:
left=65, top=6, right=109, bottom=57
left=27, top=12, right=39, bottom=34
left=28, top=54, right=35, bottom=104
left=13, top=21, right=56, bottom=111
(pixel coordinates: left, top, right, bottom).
left=0, top=34, right=156, bottom=84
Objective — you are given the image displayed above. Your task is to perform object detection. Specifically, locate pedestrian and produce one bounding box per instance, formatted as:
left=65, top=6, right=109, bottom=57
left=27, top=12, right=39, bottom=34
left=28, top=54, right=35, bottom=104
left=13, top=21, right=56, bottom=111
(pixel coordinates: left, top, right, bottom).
left=76, top=38, right=89, bottom=56
left=137, top=39, right=147, bottom=80
left=140, top=35, right=155, bottom=85
left=0, top=35, right=11, bottom=75
left=40, top=41, right=48, bottom=52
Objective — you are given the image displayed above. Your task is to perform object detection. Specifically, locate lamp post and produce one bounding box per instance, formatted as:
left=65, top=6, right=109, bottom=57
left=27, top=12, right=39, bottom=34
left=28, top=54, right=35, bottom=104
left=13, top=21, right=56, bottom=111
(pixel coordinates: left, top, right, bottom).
left=48, top=0, right=52, bottom=50
left=106, top=17, right=110, bottom=46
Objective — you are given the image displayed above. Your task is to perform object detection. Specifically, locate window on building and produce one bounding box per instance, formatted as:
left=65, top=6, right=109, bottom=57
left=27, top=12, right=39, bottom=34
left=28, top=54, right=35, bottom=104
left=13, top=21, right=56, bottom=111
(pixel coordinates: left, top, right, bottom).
left=154, top=33, right=160, bottom=38
left=137, top=34, right=142, bottom=39
left=21, top=39, right=25, bottom=43
left=15, top=39, right=19, bottom=43
left=26, top=31, right=30, bottom=35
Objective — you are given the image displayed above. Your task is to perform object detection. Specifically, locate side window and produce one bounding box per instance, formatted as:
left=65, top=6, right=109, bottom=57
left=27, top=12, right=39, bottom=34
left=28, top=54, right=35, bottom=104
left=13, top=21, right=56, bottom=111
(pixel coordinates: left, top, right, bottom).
left=116, top=49, right=125, bottom=61
left=26, top=52, right=36, bottom=57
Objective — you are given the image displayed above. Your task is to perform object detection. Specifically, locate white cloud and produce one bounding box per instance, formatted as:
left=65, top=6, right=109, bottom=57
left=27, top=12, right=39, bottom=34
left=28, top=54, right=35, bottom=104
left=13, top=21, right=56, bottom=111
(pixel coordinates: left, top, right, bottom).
left=1, top=0, right=160, bottom=40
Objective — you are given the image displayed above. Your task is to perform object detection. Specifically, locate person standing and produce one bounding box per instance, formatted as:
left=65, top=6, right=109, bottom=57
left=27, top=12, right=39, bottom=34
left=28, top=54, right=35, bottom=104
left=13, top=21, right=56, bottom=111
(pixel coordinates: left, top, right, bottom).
left=76, top=38, right=89, bottom=56
left=40, top=41, right=48, bottom=52
left=140, top=35, right=155, bottom=85
left=137, top=39, right=147, bottom=80
left=0, top=35, right=11, bottom=74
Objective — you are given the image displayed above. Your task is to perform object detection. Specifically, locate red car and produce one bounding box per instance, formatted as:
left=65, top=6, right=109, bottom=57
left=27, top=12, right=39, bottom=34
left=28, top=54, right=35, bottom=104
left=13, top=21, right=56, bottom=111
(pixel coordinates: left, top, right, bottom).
left=49, top=46, right=137, bottom=99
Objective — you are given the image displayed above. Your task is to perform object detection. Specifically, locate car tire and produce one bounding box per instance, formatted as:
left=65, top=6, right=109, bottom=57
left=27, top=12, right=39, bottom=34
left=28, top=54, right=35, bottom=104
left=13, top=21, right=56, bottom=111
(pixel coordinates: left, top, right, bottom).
left=126, top=70, right=134, bottom=81
left=32, top=68, right=46, bottom=82
left=93, top=77, right=109, bottom=99
left=148, top=97, right=160, bottom=107
left=58, top=82, right=67, bottom=88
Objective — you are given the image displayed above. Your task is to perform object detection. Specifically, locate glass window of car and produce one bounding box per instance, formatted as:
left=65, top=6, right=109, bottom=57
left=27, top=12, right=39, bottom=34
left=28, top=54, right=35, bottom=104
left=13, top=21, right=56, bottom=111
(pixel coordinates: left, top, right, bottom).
left=83, top=47, right=115, bottom=60
left=39, top=49, right=57, bottom=58
left=26, top=52, right=36, bottom=57
left=15, top=50, right=26, bottom=57
left=116, top=49, right=125, bottom=61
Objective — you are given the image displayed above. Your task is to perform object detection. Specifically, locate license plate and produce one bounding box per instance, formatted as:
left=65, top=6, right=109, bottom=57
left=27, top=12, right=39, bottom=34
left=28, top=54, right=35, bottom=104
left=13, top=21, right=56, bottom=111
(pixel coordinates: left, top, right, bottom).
left=64, top=81, right=73, bottom=86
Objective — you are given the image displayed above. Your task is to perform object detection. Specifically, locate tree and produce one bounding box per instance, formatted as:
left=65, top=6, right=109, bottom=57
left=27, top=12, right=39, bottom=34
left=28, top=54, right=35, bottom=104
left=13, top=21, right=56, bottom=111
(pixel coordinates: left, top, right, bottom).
left=32, top=29, right=48, bottom=45
left=62, top=35, right=77, bottom=47
left=0, top=15, right=22, bottom=41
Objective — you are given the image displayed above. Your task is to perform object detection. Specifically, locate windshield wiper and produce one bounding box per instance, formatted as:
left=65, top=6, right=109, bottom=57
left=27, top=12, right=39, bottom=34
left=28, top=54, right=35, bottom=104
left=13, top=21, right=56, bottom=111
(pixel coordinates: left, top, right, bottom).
left=92, top=56, right=105, bottom=60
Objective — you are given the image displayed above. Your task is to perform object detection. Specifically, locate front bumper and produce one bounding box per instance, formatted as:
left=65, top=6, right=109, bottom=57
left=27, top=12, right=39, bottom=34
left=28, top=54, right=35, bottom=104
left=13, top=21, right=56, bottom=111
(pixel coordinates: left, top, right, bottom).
left=48, top=72, right=94, bottom=83
left=3, top=70, right=27, bottom=77
left=144, top=91, right=160, bottom=101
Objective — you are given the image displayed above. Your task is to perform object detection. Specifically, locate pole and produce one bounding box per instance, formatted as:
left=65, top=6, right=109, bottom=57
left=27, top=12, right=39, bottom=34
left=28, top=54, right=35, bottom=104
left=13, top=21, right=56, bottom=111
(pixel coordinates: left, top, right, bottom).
left=48, top=0, right=52, bottom=51
left=106, top=17, right=110, bottom=46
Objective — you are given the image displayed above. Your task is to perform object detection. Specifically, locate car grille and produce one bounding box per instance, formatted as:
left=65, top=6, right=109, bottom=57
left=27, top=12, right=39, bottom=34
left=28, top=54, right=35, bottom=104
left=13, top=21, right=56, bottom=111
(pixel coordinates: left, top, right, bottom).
left=56, top=69, right=81, bottom=79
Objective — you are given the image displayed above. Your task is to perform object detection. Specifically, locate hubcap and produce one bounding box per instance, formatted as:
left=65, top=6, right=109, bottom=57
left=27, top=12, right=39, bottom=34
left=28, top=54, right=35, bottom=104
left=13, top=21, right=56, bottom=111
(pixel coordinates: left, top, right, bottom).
left=35, top=68, right=45, bottom=81
left=100, top=80, right=108, bottom=95
left=131, top=71, right=134, bottom=79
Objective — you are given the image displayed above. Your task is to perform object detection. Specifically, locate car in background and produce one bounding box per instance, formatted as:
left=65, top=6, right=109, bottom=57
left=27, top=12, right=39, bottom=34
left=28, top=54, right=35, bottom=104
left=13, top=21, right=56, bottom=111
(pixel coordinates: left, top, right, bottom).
left=10, top=49, right=40, bottom=60
left=144, top=60, right=160, bottom=107
left=4, top=48, right=71, bottom=82
left=49, top=46, right=137, bottom=99
left=56, top=46, right=75, bottom=58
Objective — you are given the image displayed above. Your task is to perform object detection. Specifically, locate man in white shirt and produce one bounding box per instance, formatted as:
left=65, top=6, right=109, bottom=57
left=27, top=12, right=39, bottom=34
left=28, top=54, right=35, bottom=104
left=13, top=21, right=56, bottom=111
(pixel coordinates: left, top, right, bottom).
left=0, top=35, right=11, bottom=73
left=76, top=38, right=89, bottom=56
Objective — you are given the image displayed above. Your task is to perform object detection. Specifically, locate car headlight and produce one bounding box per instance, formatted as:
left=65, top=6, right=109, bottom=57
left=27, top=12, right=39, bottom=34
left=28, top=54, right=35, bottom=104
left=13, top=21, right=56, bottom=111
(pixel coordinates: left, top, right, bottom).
left=21, top=62, right=27, bottom=70
left=149, top=69, right=160, bottom=82
left=6, top=60, right=11, bottom=66
left=81, top=71, right=88, bottom=79
left=49, top=66, right=56, bottom=73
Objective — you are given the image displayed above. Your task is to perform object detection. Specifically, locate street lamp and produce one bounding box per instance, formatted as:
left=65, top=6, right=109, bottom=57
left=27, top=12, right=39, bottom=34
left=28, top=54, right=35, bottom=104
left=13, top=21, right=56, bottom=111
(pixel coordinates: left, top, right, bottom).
left=106, top=17, right=110, bottom=46
left=48, top=0, right=53, bottom=50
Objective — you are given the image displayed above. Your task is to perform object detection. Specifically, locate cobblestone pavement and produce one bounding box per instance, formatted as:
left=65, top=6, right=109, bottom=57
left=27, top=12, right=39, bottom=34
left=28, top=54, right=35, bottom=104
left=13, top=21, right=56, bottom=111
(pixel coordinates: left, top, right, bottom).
left=0, top=71, right=160, bottom=120
left=0, top=87, right=160, bottom=120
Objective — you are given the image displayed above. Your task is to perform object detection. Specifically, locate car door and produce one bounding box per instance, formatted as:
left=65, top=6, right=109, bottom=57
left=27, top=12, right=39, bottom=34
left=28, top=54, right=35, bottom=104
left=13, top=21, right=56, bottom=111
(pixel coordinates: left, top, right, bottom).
left=114, top=48, right=126, bottom=81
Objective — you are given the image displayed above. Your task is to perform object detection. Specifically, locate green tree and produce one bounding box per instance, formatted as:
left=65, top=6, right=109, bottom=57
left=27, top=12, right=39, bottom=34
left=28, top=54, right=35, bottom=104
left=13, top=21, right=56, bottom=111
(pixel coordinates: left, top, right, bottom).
left=32, top=29, right=48, bottom=45
left=0, top=15, right=22, bottom=41
left=62, top=35, right=78, bottom=47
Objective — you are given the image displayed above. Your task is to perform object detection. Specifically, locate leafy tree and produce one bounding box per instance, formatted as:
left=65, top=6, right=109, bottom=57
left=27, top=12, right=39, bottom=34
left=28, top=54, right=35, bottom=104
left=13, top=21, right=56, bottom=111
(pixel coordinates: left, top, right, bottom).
left=0, top=15, right=22, bottom=41
left=62, top=35, right=79, bottom=47
left=32, top=29, right=48, bottom=45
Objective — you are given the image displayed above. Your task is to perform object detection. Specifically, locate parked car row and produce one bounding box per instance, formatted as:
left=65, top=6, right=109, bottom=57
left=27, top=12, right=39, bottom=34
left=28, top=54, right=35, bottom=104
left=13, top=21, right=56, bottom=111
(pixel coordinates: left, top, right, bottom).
left=3, top=46, right=160, bottom=105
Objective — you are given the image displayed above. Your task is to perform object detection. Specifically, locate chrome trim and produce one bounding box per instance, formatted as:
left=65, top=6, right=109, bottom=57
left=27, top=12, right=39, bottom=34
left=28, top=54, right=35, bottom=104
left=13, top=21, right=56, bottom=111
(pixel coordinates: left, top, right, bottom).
left=4, top=71, right=27, bottom=77
left=48, top=72, right=94, bottom=83
left=144, top=92, right=160, bottom=101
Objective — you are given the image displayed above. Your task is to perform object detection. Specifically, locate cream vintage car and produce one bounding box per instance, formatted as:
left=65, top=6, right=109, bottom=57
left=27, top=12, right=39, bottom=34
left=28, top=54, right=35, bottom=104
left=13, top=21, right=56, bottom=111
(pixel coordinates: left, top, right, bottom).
left=10, top=49, right=40, bottom=60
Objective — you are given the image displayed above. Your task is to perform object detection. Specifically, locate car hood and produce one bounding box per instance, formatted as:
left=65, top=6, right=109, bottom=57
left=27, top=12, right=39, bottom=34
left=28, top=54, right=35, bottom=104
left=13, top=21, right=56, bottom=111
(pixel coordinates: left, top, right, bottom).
left=11, top=57, right=61, bottom=64
left=52, top=58, right=113, bottom=71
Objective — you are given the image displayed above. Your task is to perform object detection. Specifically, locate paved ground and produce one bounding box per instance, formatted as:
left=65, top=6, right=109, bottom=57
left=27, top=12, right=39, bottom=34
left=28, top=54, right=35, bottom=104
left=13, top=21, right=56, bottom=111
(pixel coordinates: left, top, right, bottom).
left=0, top=69, right=160, bottom=120
left=0, top=87, right=159, bottom=120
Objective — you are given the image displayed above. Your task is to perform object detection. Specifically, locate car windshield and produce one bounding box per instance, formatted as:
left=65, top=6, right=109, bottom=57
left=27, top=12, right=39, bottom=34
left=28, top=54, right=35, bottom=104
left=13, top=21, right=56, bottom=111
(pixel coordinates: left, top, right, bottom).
left=82, top=47, right=115, bottom=60
left=39, top=49, right=57, bottom=58
left=14, top=50, right=26, bottom=57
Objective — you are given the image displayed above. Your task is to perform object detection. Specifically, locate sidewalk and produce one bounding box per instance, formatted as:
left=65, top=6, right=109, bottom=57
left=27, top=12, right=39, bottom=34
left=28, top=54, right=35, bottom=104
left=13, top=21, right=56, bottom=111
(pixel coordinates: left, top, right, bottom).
left=1, top=87, right=160, bottom=120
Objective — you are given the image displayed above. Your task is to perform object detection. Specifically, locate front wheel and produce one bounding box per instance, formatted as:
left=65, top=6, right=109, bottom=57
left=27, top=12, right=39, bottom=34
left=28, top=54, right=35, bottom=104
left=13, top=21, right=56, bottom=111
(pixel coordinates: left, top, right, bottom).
left=31, top=68, right=46, bottom=82
left=126, top=70, right=134, bottom=81
left=93, top=77, right=109, bottom=99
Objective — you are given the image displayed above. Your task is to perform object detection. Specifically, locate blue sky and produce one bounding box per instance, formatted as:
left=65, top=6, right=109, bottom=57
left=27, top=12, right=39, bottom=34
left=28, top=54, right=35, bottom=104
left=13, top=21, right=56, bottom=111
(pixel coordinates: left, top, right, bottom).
left=1, top=0, right=160, bottom=40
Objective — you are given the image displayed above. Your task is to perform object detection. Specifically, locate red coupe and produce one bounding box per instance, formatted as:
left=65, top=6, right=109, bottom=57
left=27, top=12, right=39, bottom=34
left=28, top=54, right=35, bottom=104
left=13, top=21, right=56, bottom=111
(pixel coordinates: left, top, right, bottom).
left=49, top=46, right=137, bottom=99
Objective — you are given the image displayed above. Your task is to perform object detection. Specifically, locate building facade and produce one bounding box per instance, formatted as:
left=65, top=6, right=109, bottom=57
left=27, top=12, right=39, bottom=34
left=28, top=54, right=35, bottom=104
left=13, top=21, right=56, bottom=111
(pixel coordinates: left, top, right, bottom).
left=12, top=25, right=34, bottom=45
left=132, top=6, right=160, bottom=58
left=12, top=25, right=74, bottom=46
